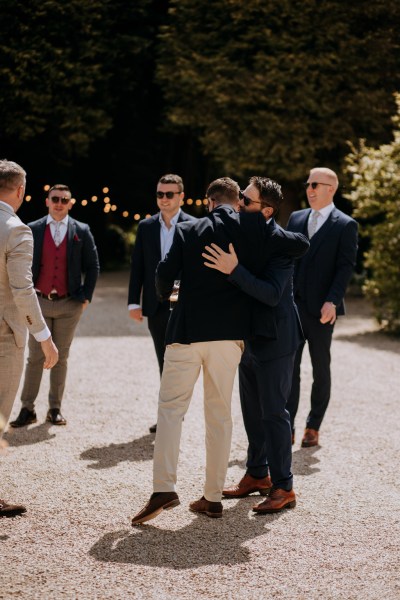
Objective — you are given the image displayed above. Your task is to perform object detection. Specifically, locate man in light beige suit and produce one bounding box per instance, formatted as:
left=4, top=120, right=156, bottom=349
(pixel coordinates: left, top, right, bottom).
left=0, top=159, right=58, bottom=517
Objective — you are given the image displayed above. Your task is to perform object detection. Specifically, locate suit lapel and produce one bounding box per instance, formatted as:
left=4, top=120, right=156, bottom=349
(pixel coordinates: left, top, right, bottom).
left=152, top=214, right=162, bottom=259
left=33, top=218, right=47, bottom=263
left=67, top=218, right=75, bottom=262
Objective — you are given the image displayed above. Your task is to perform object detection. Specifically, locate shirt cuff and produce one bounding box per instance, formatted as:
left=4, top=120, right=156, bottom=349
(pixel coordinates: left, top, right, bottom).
left=33, top=326, right=51, bottom=342
left=128, top=304, right=141, bottom=311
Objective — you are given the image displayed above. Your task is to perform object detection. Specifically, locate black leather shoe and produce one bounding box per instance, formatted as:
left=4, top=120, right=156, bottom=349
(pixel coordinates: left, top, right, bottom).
left=9, top=408, right=37, bottom=428
left=149, top=423, right=157, bottom=433
left=46, top=409, right=67, bottom=425
left=0, top=498, right=27, bottom=517
left=131, top=492, right=180, bottom=525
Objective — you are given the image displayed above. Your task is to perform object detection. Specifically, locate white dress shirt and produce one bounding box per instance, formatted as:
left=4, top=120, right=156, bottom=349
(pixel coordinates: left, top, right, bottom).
left=308, top=203, right=335, bottom=235
left=47, top=214, right=69, bottom=245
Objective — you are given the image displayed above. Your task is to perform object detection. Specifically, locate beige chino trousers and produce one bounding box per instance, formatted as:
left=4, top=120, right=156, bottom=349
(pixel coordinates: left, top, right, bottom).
left=153, top=340, right=244, bottom=502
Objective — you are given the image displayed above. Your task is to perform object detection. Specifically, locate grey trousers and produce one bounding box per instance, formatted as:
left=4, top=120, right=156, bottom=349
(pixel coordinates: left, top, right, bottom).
left=20, top=297, right=82, bottom=410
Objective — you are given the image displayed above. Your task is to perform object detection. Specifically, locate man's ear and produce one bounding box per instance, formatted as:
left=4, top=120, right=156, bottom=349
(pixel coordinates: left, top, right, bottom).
left=261, top=206, right=274, bottom=220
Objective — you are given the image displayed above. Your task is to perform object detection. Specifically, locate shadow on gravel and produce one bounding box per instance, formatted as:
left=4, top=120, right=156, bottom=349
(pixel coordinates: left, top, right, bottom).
left=334, top=330, right=400, bottom=354
left=0, top=535, right=10, bottom=541
left=292, top=447, right=321, bottom=476
left=89, top=499, right=285, bottom=568
left=4, top=423, right=56, bottom=447
left=227, top=448, right=320, bottom=477
left=80, top=434, right=154, bottom=469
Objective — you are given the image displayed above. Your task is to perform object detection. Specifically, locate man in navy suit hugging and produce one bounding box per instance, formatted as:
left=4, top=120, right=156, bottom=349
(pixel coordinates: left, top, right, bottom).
left=203, top=177, right=308, bottom=513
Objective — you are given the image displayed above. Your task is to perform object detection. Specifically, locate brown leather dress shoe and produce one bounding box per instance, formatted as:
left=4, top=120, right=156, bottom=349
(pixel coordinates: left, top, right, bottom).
left=223, top=473, right=272, bottom=498
left=189, top=496, right=223, bottom=518
left=9, top=408, right=37, bottom=428
left=131, top=492, right=180, bottom=525
left=46, top=409, right=67, bottom=425
left=301, top=428, right=319, bottom=447
left=0, top=498, right=27, bottom=517
left=252, top=488, right=296, bottom=514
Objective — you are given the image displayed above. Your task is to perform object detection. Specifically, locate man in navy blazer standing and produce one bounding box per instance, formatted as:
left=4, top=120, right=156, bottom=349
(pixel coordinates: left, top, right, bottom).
left=203, top=177, right=308, bottom=513
left=10, top=184, right=99, bottom=428
left=127, top=174, right=195, bottom=433
left=286, top=167, right=358, bottom=448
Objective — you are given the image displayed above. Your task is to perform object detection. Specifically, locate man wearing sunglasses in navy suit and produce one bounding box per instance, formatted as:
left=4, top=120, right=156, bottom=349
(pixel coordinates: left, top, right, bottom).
left=127, top=174, right=195, bottom=433
left=10, top=184, right=99, bottom=428
left=286, top=168, right=358, bottom=448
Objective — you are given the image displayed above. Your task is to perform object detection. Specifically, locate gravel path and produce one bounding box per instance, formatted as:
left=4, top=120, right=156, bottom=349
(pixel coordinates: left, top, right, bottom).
left=1, top=271, right=399, bottom=600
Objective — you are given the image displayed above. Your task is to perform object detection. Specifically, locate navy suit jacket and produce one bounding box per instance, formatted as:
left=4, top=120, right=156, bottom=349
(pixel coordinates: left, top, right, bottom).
left=228, top=220, right=306, bottom=361
left=286, top=207, right=358, bottom=317
left=128, top=210, right=195, bottom=317
left=29, top=216, right=99, bottom=302
left=156, top=206, right=309, bottom=345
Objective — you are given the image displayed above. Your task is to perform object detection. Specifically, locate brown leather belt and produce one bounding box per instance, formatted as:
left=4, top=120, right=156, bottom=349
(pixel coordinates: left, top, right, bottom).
left=36, top=291, right=70, bottom=301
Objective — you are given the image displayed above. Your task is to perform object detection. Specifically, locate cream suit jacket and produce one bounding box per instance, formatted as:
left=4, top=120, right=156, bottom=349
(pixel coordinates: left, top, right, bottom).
left=0, top=202, right=47, bottom=348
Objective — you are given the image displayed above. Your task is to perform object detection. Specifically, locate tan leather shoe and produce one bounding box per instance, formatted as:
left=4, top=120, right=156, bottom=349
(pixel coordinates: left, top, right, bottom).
left=131, top=492, right=180, bottom=525
left=0, top=498, right=27, bottom=518
left=223, top=473, right=272, bottom=498
left=189, top=496, right=223, bottom=518
left=301, top=428, right=319, bottom=447
left=252, top=488, right=296, bottom=514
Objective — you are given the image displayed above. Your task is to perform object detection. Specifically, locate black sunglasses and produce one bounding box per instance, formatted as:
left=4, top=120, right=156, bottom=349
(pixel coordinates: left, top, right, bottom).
left=303, top=182, right=332, bottom=190
left=50, top=196, right=70, bottom=205
left=156, top=191, right=181, bottom=199
left=239, top=190, right=262, bottom=207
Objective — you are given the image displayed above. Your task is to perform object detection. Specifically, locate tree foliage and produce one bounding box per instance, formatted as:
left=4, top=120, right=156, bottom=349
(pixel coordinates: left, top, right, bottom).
left=157, top=0, right=400, bottom=182
left=345, top=97, right=400, bottom=334
left=0, top=0, right=153, bottom=158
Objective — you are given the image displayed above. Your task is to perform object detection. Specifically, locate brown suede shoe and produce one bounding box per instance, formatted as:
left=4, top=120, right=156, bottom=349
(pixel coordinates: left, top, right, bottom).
left=131, top=492, right=180, bottom=525
left=301, top=428, right=319, bottom=447
left=223, top=473, right=272, bottom=498
left=0, top=498, right=27, bottom=518
left=252, top=488, right=296, bottom=514
left=189, top=496, right=223, bottom=518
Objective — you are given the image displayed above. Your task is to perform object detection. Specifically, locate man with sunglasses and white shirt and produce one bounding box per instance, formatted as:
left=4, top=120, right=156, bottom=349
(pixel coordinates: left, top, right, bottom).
left=10, top=184, right=99, bottom=428
left=286, top=167, right=358, bottom=448
left=128, top=174, right=195, bottom=433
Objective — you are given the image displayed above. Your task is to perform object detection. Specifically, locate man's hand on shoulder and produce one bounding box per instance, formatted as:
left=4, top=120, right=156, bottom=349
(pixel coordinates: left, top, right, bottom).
left=202, top=243, right=238, bottom=275
left=40, top=336, right=59, bottom=369
left=129, top=308, right=143, bottom=322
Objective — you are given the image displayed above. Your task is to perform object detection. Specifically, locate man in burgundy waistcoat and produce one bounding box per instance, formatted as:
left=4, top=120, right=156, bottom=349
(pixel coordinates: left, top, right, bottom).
left=10, top=184, right=99, bottom=427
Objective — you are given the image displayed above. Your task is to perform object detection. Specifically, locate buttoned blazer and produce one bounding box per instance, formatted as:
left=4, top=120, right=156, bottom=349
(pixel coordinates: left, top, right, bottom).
left=286, top=207, right=358, bottom=317
left=156, top=206, right=309, bottom=345
left=0, top=203, right=47, bottom=348
left=128, top=210, right=195, bottom=317
left=29, top=216, right=99, bottom=302
left=229, top=220, right=306, bottom=361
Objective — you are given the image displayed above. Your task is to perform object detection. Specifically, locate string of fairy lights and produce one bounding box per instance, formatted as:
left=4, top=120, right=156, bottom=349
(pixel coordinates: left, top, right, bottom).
left=24, top=185, right=208, bottom=222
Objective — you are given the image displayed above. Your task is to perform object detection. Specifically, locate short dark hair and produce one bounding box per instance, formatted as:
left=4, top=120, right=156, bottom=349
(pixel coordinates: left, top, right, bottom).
left=0, top=159, right=26, bottom=191
left=249, top=176, right=283, bottom=216
left=48, top=184, right=71, bottom=196
left=158, top=174, right=184, bottom=193
left=206, top=177, right=239, bottom=205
